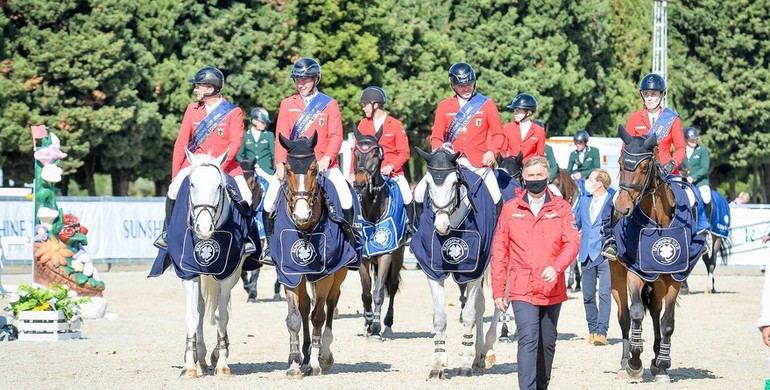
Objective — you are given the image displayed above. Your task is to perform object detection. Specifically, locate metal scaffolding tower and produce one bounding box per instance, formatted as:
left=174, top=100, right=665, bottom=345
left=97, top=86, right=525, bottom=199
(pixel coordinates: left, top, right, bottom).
left=652, top=0, right=669, bottom=107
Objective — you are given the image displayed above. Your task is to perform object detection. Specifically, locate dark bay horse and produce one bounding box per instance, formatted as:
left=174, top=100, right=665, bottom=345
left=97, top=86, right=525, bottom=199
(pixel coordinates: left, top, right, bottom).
left=612, top=125, right=701, bottom=382
left=239, top=173, right=281, bottom=302
left=351, top=126, right=404, bottom=340
left=276, top=133, right=350, bottom=377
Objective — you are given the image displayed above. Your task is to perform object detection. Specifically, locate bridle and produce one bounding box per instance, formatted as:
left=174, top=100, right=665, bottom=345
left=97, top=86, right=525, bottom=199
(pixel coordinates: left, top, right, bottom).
left=427, top=166, right=463, bottom=219
left=618, top=150, right=665, bottom=210
left=189, top=163, right=226, bottom=230
left=282, top=152, right=322, bottom=225
left=354, top=142, right=387, bottom=194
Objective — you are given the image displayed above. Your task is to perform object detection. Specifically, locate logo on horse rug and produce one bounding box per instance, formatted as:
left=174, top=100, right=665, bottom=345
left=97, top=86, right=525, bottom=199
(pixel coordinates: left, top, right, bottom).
left=615, top=179, right=706, bottom=282
left=149, top=176, right=262, bottom=280
left=410, top=169, right=496, bottom=284
left=357, top=178, right=407, bottom=258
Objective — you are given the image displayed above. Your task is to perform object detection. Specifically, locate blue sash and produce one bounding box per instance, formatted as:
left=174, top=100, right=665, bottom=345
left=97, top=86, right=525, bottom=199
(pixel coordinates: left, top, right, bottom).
left=290, top=93, right=333, bottom=140
left=445, top=94, right=488, bottom=143
left=647, top=108, right=679, bottom=141
left=188, top=101, right=237, bottom=152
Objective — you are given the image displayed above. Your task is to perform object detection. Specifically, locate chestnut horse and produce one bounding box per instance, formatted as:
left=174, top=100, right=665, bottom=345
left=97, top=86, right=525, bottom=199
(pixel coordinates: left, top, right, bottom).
left=612, top=125, right=696, bottom=382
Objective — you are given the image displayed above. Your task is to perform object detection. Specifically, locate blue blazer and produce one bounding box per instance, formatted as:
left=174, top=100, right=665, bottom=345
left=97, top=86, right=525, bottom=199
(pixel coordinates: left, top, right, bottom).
left=575, top=188, right=615, bottom=268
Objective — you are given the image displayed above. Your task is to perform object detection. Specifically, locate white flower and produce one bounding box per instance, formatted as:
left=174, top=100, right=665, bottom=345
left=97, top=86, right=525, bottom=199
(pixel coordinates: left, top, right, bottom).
left=82, top=262, right=94, bottom=277
left=67, top=290, right=77, bottom=298
left=18, top=290, right=28, bottom=297
left=48, top=298, right=58, bottom=310
left=91, top=269, right=103, bottom=282
left=71, top=259, right=83, bottom=273
left=40, top=164, right=63, bottom=183
left=50, top=133, right=61, bottom=147
left=37, top=207, right=59, bottom=228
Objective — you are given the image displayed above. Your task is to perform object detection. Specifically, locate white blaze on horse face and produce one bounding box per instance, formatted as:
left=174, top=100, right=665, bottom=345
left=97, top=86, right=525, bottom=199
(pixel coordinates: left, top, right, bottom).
left=189, top=164, right=222, bottom=239
left=293, top=174, right=311, bottom=221
left=427, top=173, right=457, bottom=236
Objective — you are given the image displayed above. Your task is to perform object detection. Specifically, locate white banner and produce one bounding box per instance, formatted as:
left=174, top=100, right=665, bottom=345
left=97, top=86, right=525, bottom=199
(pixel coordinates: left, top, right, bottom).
left=0, top=197, right=164, bottom=262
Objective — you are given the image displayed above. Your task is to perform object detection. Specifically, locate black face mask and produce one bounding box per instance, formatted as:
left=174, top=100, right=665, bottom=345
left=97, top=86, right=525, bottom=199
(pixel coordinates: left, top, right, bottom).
left=524, top=178, right=548, bottom=194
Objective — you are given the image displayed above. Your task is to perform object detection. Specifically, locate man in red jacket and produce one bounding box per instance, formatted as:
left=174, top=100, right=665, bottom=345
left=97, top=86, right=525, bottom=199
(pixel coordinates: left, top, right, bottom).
left=262, top=58, right=354, bottom=241
left=491, top=157, right=580, bottom=390
left=414, top=62, right=505, bottom=211
left=157, top=66, right=249, bottom=248
left=350, top=86, right=415, bottom=227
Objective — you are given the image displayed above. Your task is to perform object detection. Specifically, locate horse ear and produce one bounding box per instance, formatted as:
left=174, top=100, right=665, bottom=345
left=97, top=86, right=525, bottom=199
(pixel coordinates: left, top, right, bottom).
left=517, top=151, right=524, bottom=165
left=352, top=124, right=363, bottom=142
left=452, top=152, right=461, bottom=164
left=184, top=148, right=197, bottom=165
left=643, top=134, right=658, bottom=150
left=415, top=147, right=432, bottom=163
left=215, top=149, right=229, bottom=167
left=309, top=132, right=318, bottom=148
left=496, top=155, right=502, bottom=165
left=618, top=125, right=633, bottom=145
left=374, top=126, right=383, bottom=142
left=279, top=133, right=292, bottom=150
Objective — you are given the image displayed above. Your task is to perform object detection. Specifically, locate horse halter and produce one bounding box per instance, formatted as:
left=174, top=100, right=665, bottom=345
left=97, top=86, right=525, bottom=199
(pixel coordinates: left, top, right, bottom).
left=189, top=163, right=226, bottom=230
left=354, top=142, right=386, bottom=193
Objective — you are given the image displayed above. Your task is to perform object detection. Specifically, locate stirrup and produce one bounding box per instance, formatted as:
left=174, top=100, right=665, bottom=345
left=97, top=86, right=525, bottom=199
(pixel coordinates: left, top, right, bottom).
left=601, top=244, right=618, bottom=261
left=154, top=232, right=168, bottom=249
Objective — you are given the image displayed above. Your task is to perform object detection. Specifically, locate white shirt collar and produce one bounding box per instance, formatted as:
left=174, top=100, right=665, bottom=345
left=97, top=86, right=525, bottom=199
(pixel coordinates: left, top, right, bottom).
left=373, top=113, right=387, bottom=131
left=457, top=95, right=468, bottom=108
left=302, top=91, right=318, bottom=107
left=204, top=97, right=224, bottom=115
left=519, top=120, right=532, bottom=139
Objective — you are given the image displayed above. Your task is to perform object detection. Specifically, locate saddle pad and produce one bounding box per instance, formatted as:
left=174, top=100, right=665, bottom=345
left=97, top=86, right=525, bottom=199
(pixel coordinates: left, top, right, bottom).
left=429, top=229, right=482, bottom=274
left=358, top=179, right=407, bottom=258
left=637, top=226, right=690, bottom=275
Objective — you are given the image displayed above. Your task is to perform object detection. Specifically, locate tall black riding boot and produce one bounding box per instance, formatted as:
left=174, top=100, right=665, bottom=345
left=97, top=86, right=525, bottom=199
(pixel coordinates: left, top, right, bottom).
left=405, top=202, right=417, bottom=243
left=260, top=210, right=275, bottom=265
left=705, top=200, right=713, bottom=222
left=155, top=198, right=175, bottom=249
left=342, top=207, right=358, bottom=243
left=414, top=202, right=423, bottom=233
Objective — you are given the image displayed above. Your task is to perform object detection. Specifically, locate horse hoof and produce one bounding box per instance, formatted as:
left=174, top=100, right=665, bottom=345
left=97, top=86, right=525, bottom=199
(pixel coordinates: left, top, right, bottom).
left=215, top=367, right=231, bottom=376
left=273, top=293, right=282, bottom=301
left=320, top=355, right=334, bottom=371
left=428, top=369, right=445, bottom=379
left=286, top=368, right=303, bottom=379
left=498, top=336, right=512, bottom=344
left=367, top=334, right=383, bottom=342
left=382, top=326, right=393, bottom=339
left=457, top=367, right=473, bottom=377
left=247, top=297, right=257, bottom=303
left=484, top=351, right=496, bottom=369
left=626, top=364, right=644, bottom=379
left=185, top=368, right=200, bottom=378
left=654, top=374, right=671, bottom=383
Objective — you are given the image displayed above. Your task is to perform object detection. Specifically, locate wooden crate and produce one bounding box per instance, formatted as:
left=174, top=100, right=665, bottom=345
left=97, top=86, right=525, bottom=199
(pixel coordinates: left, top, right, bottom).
left=18, top=310, right=81, bottom=342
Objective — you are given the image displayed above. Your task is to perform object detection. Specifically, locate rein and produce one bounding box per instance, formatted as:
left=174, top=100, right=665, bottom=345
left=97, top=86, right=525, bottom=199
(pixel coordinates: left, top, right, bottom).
left=283, top=152, right=323, bottom=228
left=618, top=150, right=668, bottom=221
left=427, top=167, right=466, bottom=220
left=189, top=163, right=227, bottom=230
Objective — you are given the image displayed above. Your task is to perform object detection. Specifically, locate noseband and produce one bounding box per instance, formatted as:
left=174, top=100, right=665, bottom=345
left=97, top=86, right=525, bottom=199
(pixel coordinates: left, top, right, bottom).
left=427, top=166, right=462, bottom=219
left=354, top=143, right=387, bottom=193
left=283, top=152, right=322, bottom=224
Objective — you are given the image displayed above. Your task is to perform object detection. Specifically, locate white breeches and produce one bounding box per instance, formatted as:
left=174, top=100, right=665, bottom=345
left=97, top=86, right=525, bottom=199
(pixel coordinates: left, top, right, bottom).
left=391, top=174, right=414, bottom=204
left=263, top=167, right=352, bottom=213
left=168, top=166, right=252, bottom=206
left=699, top=185, right=711, bottom=204
left=414, top=157, right=501, bottom=204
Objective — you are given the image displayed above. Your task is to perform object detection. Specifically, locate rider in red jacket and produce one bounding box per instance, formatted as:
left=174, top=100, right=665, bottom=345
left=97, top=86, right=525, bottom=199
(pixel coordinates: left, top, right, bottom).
left=501, top=93, right=546, bottom=162
left=491, top=156, right=580, bottom=390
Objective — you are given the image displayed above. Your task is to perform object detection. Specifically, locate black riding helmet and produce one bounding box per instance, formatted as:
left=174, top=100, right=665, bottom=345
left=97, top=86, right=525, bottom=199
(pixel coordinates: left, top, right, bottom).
left=507, top=93, right=538, bottom=112
left=684, top=127, right=699, bottom=140
left=291, top=58, right=322, bottom=79
left=189, top=66, right=225, bottom=97
left=249, top=107, right=271, bottom=124
left=360, top=86, right=387, bottom=104
left=639, top=73, right=667, bottom=92
left=574, top=130, right=590, bottom=144
left=448, top=62, right=476, bottom=86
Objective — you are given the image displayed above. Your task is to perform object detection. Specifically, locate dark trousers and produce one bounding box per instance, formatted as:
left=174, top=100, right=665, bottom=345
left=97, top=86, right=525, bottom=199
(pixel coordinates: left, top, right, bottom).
left=582, top=258, right=611, bottom=335
left=512, top=300, right=562, bottom=390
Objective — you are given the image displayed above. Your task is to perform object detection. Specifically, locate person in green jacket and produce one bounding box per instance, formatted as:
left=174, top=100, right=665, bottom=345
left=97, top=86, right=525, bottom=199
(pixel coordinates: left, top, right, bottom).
left=567, top=130, right=600, bottom=195
left=681, top=127, right=712, bottom=215
left=238, top=107, right=276, bottom=176
left=545, top=144, right=560, bottom=184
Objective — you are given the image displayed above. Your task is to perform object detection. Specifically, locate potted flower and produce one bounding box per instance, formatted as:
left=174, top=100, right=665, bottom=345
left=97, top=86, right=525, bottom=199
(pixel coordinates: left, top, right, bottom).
left=4, top=284, right=90, bottom=341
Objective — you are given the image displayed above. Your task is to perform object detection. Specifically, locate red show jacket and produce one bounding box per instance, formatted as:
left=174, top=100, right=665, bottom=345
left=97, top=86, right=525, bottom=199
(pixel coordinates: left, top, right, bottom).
left=491, top=190, right=580, bottom=306
left=501, top=121, right=546, bottom=162
left=430, top=96, right=504, bottom=167
left=625, top=109, right=685, bottom=172
left=274, top=93, right=343, bottom=168
left=172, top=100, right=244, bottom=179
left=350, top=115, right=410, bottom=176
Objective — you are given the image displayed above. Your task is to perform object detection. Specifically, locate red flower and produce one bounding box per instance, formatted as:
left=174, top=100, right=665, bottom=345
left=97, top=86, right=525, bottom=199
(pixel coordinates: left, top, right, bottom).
left=79, top=226, right=88, bottom=235
left=58, top=225, right=76, bottom=243
left=63, top=214, right=80, bottom=226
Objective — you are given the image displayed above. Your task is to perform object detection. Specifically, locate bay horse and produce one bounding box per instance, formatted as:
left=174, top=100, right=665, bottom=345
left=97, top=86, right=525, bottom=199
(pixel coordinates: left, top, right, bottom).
left=351, top=126, right=404, bottom=340
left=677, top=166, right=731, bottom=295
left=275, top=133, right=353, bottom=378
left=177, top=150, right=247, bottom=377
left=412, top=144, right=497, bottom=378
left=240, top=173, right=281, bottom=302
left=612, top=125, right=704, bottom=382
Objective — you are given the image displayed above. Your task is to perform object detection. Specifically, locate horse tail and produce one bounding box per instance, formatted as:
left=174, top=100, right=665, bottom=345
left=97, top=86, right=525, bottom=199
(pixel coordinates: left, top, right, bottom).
left=200, top=275, right=220, bottom=326
left=718, top=236, right=731, bottom=266
left=641, top=283, right=655, bottom=313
